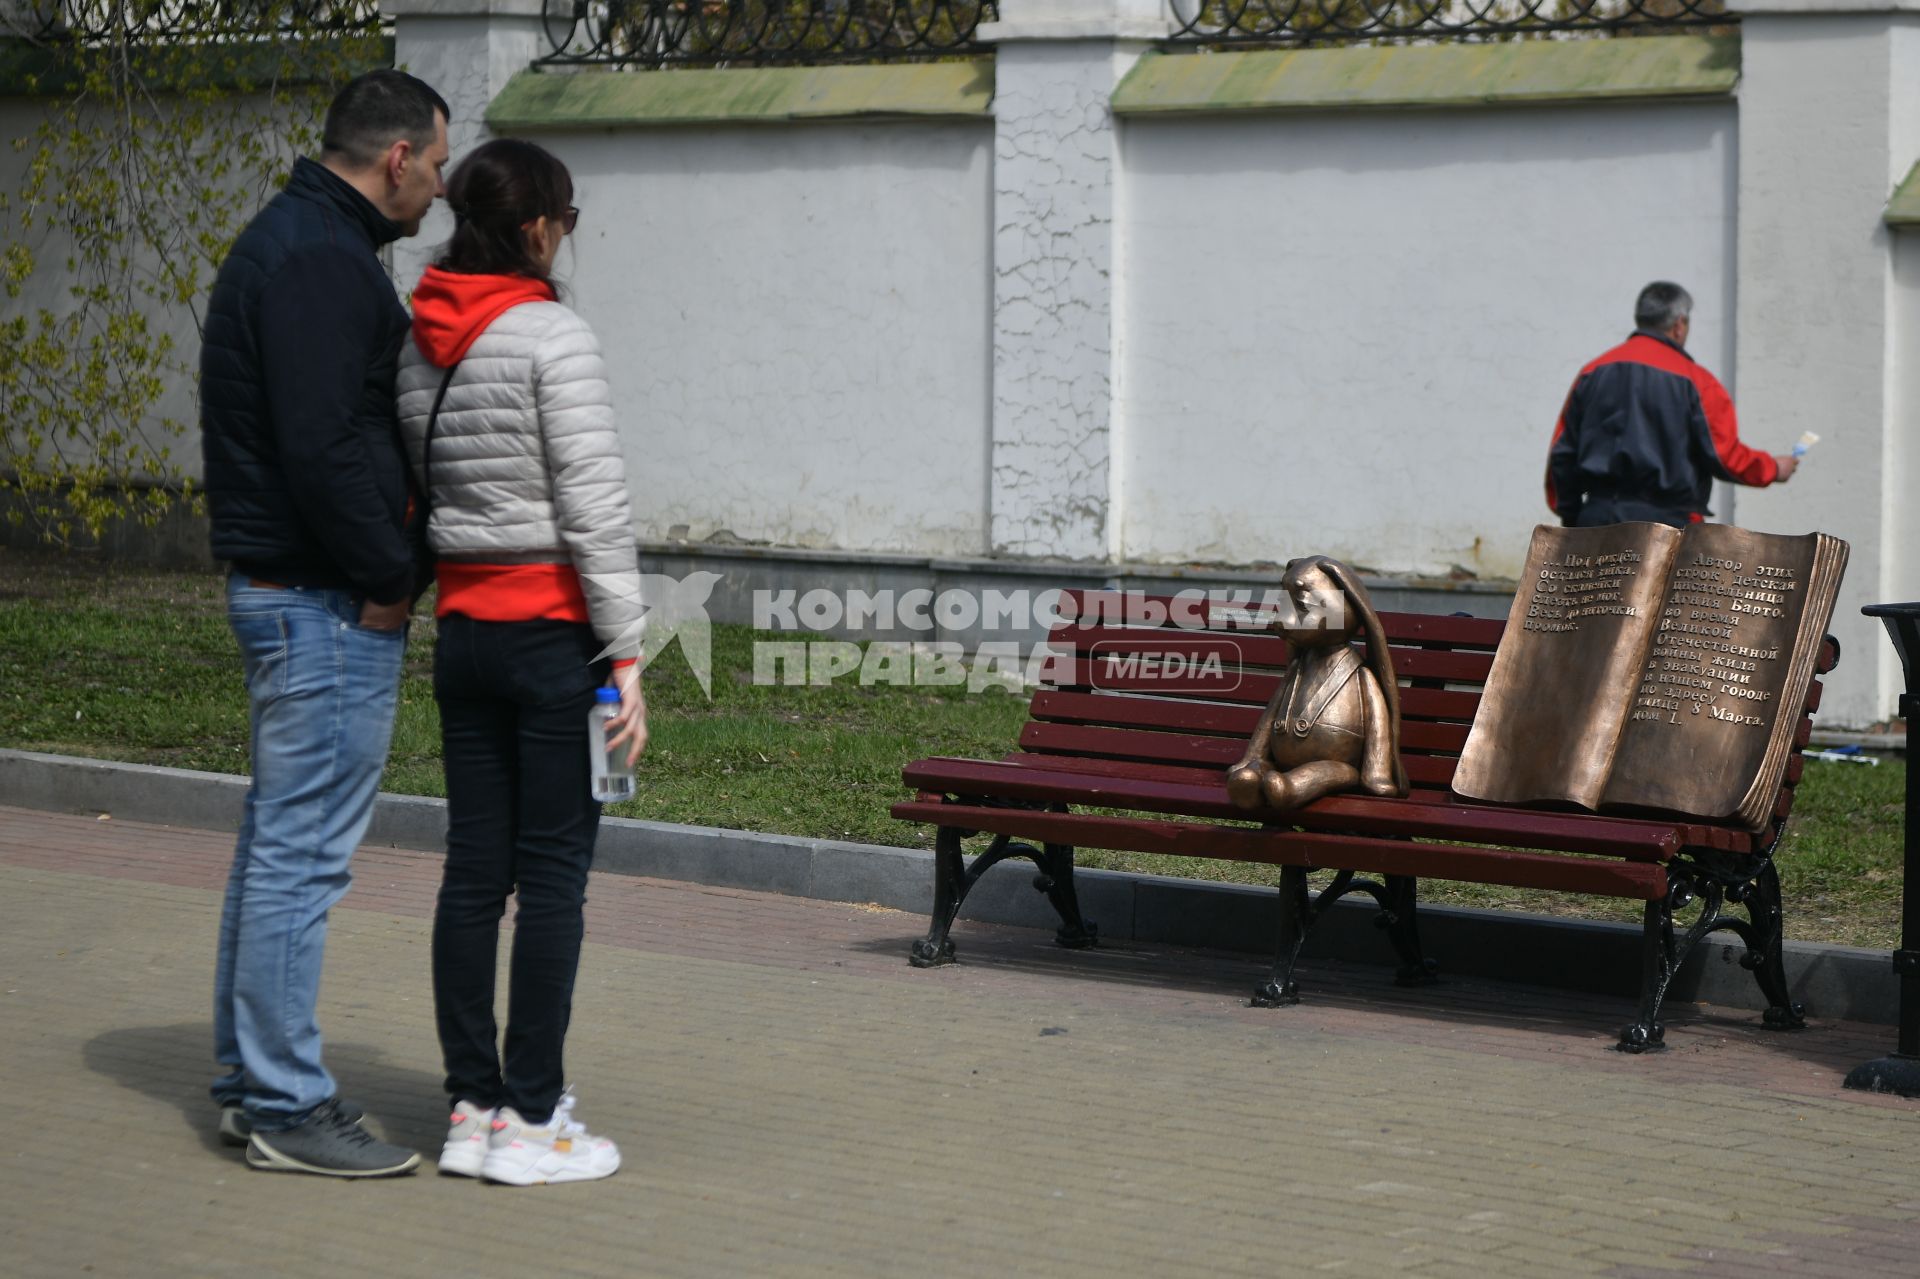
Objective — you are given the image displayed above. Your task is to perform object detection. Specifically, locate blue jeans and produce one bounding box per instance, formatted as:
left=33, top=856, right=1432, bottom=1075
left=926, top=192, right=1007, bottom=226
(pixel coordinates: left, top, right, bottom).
left=210, top=577, right=406, bottom=1131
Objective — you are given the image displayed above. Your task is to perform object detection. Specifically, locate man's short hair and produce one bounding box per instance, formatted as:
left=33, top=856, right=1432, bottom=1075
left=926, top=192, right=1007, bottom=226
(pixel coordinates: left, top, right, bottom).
left=321, top=71, right=449, bottom=170
left=1635, top=281, right=1693, bottom=334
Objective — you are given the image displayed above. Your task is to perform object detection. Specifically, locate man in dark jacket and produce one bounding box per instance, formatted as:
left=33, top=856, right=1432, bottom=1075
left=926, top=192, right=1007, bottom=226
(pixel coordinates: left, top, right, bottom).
left=200, top=69, right=448, bottom=1178
left=1546, top=282, right=1797, bottom=528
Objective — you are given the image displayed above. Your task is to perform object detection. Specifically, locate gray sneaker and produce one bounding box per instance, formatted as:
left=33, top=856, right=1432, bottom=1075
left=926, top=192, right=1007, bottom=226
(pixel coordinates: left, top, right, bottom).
left=220, top=1097, right=365, bottom=1148
left=245, top=1100, right=420, bottom=1178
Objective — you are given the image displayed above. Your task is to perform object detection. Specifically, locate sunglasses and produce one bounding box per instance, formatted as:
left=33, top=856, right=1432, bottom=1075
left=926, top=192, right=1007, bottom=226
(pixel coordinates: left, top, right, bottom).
left=528, top=207, right=580, bottom=236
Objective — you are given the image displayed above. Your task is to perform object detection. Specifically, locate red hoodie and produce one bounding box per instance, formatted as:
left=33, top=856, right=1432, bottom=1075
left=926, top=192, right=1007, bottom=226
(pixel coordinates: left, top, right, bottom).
left=411, top=268, right=633, bottom=666
left=412, top=265, right=555, bottom=366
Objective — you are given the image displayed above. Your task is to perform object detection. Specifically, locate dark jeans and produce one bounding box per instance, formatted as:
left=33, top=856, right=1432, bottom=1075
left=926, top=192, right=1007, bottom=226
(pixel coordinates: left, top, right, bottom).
left=1572, top=496, right=1694, bottom=529
left=432, top=616, right=610, bottom=1124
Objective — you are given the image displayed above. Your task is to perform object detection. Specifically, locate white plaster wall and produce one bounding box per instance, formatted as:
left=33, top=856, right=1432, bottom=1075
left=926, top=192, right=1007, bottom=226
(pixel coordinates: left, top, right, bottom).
left=1889, top=27, right=1920, bottom=709
left=1734, top=16, right=1920, bottom=726
left=1889, top=236, right=1920, bottom=694
left=389, top=5, right=544, bottom=289
left=510, top=122, right=994, bottom=556
left=1117, top=101, right=1737, bottom=584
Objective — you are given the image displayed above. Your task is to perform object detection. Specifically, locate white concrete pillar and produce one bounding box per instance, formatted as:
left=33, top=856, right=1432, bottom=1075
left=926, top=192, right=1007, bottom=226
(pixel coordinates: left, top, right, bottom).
left=383, top=0, right=545, bottom=287
left=981, top=0, right=1165, bottom=560
left=1731, top=1, right=1920, bottom=724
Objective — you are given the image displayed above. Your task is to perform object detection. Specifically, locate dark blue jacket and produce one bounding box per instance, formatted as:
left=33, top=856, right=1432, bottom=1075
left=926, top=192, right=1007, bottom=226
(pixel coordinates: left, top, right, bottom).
left=200, top=157, right=422, bottom=605
left=1545, top=330, right=1777, bottom=529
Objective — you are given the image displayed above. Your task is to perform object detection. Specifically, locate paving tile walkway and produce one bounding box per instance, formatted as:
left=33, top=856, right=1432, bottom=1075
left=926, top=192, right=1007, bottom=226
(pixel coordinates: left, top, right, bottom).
left=2, top=804, right=1918, bottom=1278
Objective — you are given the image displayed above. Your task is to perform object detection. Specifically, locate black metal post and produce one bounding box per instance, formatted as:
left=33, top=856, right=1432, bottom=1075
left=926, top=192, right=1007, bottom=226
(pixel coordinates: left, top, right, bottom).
left=1844, top=603, right=1920, bottom=1095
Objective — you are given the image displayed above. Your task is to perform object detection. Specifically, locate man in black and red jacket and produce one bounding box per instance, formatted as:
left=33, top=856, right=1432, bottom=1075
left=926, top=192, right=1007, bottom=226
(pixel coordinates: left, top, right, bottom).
left=1546, top=282, right=1797, bottom=528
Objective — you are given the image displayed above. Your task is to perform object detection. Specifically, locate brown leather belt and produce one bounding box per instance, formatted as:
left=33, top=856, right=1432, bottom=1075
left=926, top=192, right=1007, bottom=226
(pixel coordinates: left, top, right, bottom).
left=247, top=578, right=289, bottom=590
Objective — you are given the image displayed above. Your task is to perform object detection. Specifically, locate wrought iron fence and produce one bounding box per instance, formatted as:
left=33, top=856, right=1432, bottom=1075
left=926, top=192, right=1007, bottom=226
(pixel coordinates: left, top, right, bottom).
left=1165, top=0, right=1732, bottom=46
left=4, top=0, right=386, bottom=42
left=537, top=0, right=997, bottom=67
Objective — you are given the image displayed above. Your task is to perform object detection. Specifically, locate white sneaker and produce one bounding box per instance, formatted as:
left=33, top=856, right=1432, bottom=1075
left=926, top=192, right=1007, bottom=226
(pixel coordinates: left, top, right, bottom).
left=437, top=1100, right=495, bottom=1177
left=479, top=1090, right=621, bottom=1186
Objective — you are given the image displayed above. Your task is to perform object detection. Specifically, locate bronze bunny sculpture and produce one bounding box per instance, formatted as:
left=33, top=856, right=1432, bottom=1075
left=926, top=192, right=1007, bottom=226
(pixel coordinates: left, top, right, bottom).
left=1226, top=556, right=1407, bottom=812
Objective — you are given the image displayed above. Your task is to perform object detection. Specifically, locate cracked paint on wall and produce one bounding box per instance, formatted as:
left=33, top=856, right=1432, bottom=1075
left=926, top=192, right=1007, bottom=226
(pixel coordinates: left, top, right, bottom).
left=991, top=42, right=1138, bottom=561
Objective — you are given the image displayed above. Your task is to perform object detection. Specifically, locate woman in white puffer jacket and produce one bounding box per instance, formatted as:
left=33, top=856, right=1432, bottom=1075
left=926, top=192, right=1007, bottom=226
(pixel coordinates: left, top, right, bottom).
left=396, top=138, right=642, bottom=1187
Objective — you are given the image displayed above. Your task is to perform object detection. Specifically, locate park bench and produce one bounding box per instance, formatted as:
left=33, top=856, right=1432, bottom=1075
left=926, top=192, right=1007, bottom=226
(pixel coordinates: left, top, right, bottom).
left=891, top=589, right=1840, bottom=1052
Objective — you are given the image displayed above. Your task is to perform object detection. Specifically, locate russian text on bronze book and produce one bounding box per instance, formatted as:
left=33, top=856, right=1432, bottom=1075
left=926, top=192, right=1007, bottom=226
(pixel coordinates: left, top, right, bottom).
left=1451, top=522, right=1847, bottom=831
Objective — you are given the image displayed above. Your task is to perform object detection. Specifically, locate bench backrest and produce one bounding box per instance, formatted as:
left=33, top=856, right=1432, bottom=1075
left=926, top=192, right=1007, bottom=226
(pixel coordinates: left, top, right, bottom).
left=1025, top=590, right=1830, bottom=836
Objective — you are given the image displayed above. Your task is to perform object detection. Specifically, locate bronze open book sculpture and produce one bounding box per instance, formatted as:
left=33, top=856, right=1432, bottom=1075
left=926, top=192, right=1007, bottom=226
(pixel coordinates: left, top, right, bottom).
left=1227, top=556, right=1408, bottom=812
left=1453, top=522, right=1848, bottom=829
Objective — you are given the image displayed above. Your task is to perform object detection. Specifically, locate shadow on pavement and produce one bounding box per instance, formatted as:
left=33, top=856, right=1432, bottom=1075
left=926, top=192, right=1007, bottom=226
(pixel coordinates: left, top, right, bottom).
left=82, top=1023, right=450, bottom=1154
left=847, top=928, right=1893, bottom=1076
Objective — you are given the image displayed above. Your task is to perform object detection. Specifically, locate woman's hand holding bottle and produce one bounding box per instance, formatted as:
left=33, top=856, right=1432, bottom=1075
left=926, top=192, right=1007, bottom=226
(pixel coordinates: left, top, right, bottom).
left=605, top=663, right=649, bottom=767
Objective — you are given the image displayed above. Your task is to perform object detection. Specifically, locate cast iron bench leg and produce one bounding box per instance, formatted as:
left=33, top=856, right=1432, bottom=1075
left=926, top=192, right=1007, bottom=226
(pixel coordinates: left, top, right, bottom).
left=1033, top=841, right=1098, bottom=950
left=909, top=827, right=1099, bottom=967
left=1254, top=865, right=1314, bottom=1007
left=1622, top=895, right=1676, bottom=1053
left=1254, top=867, right=1441, bottom=1008
left=1709, top=856, right=1805, bottom=1031
left=1382, top=875, right=1441, bottom=988
left=1621, top=854, right=1808, bottom=1052
left=1745, top=860, right=1807, bottom=1030
left=910, top=826, right=969, bottom=968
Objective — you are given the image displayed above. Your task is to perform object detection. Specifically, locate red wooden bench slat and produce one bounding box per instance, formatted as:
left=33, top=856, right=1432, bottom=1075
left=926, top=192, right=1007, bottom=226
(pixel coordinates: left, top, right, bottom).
left=1018, top=722, right=1447, bottom=772
left=1020, top=721, right=1471, bottom=783
left=1019, top=721, right=1243, bottom=766
left=1030, top=689, right=1479, bottom=731
left=1000, top=751, right=1225, bottom=785
left=1049, top=626, right=1498, bottom=683
left=1375, top=611, right=1508, bottom=649
left=901, top=758, right=1682, bottom=859
left=1026, top=690, right=1476, bottom=754
left=1029, top=690, right=1258, bottom=737
left=996, top=747, right=1747, bottom=853
left=1398, top=756, right=1460, bottom=786
left=995, top=749, right=1459, bottom=800
left=1049, top=663, right=1487, bottom=718
left=1017, top=723, right=1624, bottom=807
left=1053, top=590, right=1508, bottom=650
left=1005, top=744, right=1405, bottom=790
left=1397, top=723, right=1474, bottom=753
left=889, top=801, right=1670, bottom=900
left=1047, top=627, right=1279, bottom=665
left=1052, top=659, right=1277, bottom=702
left=984, top=752, right=1748, bottom=853
left=1393, top=687, right=1486, bottom=721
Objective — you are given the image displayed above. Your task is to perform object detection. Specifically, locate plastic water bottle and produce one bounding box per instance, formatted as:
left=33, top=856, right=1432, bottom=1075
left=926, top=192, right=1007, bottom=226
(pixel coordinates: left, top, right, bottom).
left=588, top=687, right=635, bottom=803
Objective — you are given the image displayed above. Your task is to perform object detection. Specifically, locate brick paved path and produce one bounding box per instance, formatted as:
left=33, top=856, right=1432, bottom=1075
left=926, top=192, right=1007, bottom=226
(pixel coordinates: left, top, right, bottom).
left=2, top=805, right=1917, bottom=1278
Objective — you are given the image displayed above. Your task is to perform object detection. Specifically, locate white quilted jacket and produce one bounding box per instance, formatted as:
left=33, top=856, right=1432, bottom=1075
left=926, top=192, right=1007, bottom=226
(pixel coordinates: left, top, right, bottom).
left=396, top=300, right=644, bottom=662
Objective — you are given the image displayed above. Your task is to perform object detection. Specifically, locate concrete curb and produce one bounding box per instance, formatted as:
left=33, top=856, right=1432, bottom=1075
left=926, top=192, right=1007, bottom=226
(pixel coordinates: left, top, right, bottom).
left=0, top=747, right=1899, bottom=1026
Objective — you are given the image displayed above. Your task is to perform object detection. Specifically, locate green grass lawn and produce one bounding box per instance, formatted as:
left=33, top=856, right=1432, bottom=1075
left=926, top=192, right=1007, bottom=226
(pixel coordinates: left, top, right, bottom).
left=1, top=547, right=1906, bottom=948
